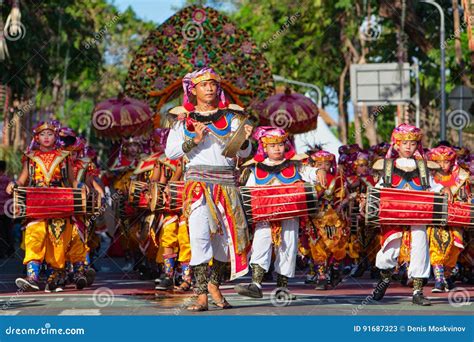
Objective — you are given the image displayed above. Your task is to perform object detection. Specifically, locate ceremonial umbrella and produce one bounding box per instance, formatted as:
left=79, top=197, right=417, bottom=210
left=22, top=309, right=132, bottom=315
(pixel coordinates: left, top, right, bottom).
left=92, top=94, right=153, bottom=140
left=257, top=89, right=319, bottom=134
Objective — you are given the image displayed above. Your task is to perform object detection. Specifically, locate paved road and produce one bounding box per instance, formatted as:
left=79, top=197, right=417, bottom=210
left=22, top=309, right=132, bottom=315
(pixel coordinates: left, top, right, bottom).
left=1, top=256, right=472, bottom=316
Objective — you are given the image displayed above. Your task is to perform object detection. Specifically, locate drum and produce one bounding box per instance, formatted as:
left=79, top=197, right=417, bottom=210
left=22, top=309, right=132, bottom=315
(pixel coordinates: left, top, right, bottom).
left=86, top=190, right=101, bottom=216
left=240, top=182, right=319, bottom=224
left=13, top=186, right=87, bottom=219
left=348, top=194, right=360, bottom=234
left=128, top=180, right=158, bottom=211
left=128, top=181, right=148, bottom=208
left=447, top=200, right=474, bottom=228
left=365, top=187, right=449, bottom=227
left=166, top=181, right=184, bottom=212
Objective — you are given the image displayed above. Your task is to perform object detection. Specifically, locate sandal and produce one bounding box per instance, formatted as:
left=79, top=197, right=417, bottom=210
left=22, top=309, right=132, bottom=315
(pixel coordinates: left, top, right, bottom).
left=186, top=303, right=208, bottom=312
left=208, top=283, right=232, bottom=309
left=211, top=297, right=232, bottom=310
left=175, top=280, right=192, bottom=292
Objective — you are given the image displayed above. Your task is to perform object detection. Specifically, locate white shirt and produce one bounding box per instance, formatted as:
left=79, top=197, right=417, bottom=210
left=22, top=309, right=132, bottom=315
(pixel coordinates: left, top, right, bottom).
left=165, top=114, right=252, bottom=166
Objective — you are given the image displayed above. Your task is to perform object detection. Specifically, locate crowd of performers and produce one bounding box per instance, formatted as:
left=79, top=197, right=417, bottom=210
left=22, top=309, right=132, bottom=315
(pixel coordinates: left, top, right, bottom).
left=8, top=67, right=473, bottom=310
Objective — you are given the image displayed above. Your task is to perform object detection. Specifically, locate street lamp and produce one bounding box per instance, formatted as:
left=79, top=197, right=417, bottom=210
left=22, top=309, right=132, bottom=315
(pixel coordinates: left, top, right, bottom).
left=420, top=0, right=446, bottom=141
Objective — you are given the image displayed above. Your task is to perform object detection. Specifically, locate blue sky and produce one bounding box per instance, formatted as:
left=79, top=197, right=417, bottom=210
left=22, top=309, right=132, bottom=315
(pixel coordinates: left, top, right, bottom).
left=111, top=0, right=186, bottom=24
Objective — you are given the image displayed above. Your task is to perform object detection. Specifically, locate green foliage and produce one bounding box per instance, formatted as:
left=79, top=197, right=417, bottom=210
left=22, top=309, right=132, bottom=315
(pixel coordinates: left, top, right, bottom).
left=0, top=146, right=23, bottom=176
left=1, top=0, right=153, bottom=139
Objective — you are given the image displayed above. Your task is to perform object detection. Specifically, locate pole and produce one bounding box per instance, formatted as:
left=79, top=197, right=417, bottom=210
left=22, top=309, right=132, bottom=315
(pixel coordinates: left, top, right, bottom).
left=421, top=0, right=446, bottom=140
left=414, top=63, right=420, bottom=128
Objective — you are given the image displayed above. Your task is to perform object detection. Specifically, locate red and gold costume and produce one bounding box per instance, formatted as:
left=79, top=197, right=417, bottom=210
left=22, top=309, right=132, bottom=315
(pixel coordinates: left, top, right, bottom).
left=370, top=124, right=442, bottom=305
left=63, top=132, right=103, bottom=289
left=307, top=150, right=349, bottom=290
left=15, top=121, right=76, bottom=292
left=345, top=152, right=379, bottom=277
left=152, top=153, right=192, bottom=291
left=107, top=137, right=142, bottom=268
left=427, top=145, right=471, bottom=291
left=235, top=127, right=320, bottom=298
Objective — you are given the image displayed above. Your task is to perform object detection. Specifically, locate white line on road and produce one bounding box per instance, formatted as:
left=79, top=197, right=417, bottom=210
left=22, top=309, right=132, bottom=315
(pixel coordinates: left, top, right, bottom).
left=0, top=310, right=20, bottom=315
left=59, top=309, right=101, bottom=316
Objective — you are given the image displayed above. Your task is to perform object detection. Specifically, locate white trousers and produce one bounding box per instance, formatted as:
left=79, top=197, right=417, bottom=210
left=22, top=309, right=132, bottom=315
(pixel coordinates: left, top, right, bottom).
left=188, top=203, right=229, bottom=266
left=249, top=218, right=299, bottom=278
left=375, top=225, right=430, bottom=278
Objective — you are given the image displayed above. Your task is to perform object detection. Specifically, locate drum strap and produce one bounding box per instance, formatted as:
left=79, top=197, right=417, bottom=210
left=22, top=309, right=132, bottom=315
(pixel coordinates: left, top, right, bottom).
left=61, top=157, right=71, bottom=187
left=416, top=159, right=430, bottom=190
left=28, top=161, right=36, bottom=187
left=382, top=159, right=394, bottom=188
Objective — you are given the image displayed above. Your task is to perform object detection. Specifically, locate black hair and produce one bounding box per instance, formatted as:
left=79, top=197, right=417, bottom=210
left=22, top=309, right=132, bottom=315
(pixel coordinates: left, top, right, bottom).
left=435, top=140, right=452, bottom=147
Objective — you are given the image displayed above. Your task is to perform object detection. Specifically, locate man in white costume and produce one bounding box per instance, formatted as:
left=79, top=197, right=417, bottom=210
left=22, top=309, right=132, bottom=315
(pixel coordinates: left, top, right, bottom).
left=166, top=67, right=253, bottom=311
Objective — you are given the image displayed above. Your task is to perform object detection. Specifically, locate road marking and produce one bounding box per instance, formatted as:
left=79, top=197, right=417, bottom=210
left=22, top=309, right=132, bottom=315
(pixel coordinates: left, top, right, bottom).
left=59, top=309, right=101, bottom=316
left=0, top=310, right=20, bottom=315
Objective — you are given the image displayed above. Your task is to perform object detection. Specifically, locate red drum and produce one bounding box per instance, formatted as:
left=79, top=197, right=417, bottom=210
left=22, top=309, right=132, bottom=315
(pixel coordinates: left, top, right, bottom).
left=13, top=187, right=87, bottom=219
left=240, top=183, right=319, bottom=224
left=128, top=181, right=149, bottom=209
left=166, top=181, right=184, bottom=212
left=128, top=181, right=158, bottom=211
left=365, top=187, right=448, bottom=227
left=447, top=200, right=474, bottom=228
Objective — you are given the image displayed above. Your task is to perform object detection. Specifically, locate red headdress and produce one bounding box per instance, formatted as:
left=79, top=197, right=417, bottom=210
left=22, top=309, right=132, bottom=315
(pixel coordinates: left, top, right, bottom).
left=311, top=150, right=337, bottom=174
left=252, top=126, right=295, bottom=162
left=386, top=124, right=424, bottom=159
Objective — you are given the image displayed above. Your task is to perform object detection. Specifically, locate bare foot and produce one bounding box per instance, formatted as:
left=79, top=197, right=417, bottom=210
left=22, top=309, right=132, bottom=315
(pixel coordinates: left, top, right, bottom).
left=186, top=293, right=208, bottom=312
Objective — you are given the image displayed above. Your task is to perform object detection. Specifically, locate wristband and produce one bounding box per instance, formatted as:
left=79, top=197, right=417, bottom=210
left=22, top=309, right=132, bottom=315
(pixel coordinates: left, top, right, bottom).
left=182, top=139, right=198, bottom=153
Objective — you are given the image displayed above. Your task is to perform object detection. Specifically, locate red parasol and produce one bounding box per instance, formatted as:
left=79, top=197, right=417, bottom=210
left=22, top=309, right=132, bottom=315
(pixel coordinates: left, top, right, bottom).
left=257, top=89, right=319, bottom=134
left=92, top=94, right=153, bottom=140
